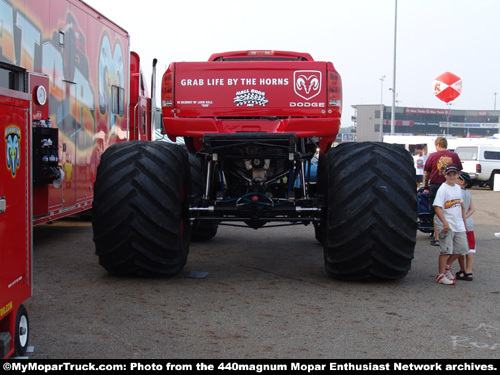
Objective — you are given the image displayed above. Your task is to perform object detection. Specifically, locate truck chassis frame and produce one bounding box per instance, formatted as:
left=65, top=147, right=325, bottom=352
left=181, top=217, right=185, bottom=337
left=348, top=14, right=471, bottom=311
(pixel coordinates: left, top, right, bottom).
left=190, top=133, right=322, bottom=229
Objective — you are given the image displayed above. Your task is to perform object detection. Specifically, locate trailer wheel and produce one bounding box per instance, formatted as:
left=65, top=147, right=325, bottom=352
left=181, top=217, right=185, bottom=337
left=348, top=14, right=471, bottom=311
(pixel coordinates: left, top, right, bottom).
left=187, top=152, right=218, bottom=241
left=92, top=141, right=191, bottom=277
left=14, top=304, right=29, bottom=356
left=323, top=142, right=417, bottom=280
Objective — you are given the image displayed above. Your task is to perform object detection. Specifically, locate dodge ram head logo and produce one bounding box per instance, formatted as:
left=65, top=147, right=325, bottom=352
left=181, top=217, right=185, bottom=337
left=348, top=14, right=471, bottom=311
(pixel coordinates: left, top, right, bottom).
left=294, top=71, right=322, bottom=100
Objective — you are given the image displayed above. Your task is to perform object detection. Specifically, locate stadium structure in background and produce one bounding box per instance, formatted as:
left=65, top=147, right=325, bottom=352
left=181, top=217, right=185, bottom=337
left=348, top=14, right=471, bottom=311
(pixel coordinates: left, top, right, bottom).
left=353, top=104, right=500, bottom=142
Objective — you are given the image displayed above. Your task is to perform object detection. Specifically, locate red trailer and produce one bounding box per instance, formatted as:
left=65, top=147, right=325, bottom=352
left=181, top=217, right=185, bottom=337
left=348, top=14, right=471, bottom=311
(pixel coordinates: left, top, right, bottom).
left=0, top=83, right=32, bottom=358
left=0, top=0, right=153, bottom=357
left=0, top=0, right=153, bottom=226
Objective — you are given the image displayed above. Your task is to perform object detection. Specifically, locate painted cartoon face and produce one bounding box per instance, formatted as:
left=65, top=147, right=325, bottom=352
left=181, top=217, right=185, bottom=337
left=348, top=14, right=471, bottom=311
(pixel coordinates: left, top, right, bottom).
left=10, top=144, right=17, bottom=159
left=5, top=127, right=21, bottom=177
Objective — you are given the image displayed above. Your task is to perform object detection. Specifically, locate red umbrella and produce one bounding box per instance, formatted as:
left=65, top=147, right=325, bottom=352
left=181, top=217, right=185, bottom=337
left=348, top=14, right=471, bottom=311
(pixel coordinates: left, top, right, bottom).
left=433, top=72, right=462, bottom=103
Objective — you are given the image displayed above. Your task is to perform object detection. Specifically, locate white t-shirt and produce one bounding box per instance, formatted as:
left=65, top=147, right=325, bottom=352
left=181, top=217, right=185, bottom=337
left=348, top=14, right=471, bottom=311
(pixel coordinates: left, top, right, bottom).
left=413, top=155, right=425, bottom=176
left=461, top=188, right=474, bottom=230
left=433, top=183, right=466, bottom=232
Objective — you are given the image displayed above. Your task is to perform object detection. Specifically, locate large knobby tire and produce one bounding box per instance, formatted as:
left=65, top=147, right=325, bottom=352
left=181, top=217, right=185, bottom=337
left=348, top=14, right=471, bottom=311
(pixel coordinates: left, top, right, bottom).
left=187, top=152, right=218, bottom=241
left=92, top=141, right=191, bottom=277
left=323, top=142, right=417, bottom=281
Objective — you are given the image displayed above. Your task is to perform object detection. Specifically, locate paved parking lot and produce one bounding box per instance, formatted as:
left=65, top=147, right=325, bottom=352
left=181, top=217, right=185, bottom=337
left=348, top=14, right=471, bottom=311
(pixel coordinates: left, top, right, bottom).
left=26, top=188, right=500, bottom=359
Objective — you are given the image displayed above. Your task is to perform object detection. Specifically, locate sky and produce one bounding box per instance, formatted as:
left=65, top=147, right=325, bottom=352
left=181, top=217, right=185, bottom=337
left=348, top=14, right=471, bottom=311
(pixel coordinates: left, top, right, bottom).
left=84, top=0, right=500, bottom=127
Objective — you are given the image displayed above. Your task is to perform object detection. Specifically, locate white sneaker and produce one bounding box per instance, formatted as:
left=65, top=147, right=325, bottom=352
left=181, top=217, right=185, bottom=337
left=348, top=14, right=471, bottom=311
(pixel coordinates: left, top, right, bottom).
left=494, top=233, right=500, bottom=238
left=445, top=266, right=456, bottom=280
left=436, top=273, right=455, bottom=285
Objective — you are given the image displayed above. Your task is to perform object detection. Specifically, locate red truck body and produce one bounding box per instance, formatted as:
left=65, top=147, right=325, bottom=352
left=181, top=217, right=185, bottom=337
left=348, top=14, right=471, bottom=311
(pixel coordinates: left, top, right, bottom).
left=162, top=50, right=342, bottom=151
left=1, top=0, right=151, bottom=226
left=93, top=50, right=417, bottom=281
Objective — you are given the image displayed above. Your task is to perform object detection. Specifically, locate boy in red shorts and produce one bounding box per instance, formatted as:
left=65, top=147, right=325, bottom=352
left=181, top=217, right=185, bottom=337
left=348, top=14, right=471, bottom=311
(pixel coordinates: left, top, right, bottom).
left=456, top=171, right=475, bottom=281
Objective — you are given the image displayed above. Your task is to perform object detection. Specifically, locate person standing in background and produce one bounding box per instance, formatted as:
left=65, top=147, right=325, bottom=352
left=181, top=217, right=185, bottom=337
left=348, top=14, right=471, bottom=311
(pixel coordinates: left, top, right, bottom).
left=422, top=147, right=429, bottom=165
left=414, top=150, right=425, bottom=188
left=424, top=137, right=462, bottom=247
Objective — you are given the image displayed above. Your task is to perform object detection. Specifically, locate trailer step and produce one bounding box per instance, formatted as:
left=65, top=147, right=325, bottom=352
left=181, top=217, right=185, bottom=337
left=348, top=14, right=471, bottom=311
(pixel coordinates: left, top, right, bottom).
left=0, top=332, right=11, bottom=358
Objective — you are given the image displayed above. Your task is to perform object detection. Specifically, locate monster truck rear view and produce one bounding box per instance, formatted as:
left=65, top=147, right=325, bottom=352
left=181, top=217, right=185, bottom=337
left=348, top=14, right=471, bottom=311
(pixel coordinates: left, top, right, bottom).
left=92, top=50, right=417, bottom=280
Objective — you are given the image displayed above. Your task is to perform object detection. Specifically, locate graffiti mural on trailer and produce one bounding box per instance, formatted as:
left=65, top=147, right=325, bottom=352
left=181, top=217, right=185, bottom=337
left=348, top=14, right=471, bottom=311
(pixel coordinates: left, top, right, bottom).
left=0, top=0, right=127, bottom=144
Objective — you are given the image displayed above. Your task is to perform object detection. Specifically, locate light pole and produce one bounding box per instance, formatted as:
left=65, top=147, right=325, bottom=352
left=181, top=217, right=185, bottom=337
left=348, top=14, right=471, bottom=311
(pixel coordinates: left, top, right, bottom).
left=391, top=0, right=398, bottom=134
left=380, top=75, right=385, bottom=142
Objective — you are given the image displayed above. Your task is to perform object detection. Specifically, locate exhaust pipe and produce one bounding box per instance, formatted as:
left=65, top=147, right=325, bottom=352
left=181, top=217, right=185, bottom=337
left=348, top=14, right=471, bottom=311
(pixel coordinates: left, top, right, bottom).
left=150, top=58, right=158, bottom=140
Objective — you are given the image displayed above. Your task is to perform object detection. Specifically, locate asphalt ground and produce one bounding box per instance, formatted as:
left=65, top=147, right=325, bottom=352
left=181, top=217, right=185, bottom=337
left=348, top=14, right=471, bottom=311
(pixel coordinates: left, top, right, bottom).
left=25, top=187, right=500, bottom=359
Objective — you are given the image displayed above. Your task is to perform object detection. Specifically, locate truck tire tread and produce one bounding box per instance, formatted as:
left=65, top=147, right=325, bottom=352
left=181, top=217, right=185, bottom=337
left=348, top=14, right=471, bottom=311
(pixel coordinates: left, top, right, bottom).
left=92, top=141, right=191, bottom=277
left=323, top=142, right=417, bottom=280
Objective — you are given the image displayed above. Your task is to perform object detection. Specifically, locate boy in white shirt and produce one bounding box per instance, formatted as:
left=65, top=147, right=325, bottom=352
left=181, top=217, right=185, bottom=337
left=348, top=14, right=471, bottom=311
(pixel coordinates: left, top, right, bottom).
left=433, top=164, right=469, bottom=285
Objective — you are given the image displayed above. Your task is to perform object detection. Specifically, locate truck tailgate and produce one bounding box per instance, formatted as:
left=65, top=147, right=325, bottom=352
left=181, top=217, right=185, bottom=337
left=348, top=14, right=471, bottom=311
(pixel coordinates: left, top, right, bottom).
left=172, top=61, right=330, bottom=118
left=461, top=160, right=478, bottom=178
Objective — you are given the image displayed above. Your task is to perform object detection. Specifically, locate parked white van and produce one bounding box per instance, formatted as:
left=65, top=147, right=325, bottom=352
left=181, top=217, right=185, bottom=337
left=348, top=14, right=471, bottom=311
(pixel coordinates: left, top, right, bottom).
left=455, top=145, right=500, bottom=190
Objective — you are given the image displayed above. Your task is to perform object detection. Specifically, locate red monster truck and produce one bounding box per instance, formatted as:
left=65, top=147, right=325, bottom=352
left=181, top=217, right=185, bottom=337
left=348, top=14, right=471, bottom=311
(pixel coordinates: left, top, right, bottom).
left=92, top=51, right=417, bottom=280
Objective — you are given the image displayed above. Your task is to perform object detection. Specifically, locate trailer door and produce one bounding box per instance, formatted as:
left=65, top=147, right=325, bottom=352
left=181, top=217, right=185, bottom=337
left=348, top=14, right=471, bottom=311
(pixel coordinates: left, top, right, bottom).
left=0, top=88, right=32, bottom=321
left=50, top=80, right=77, bottom=211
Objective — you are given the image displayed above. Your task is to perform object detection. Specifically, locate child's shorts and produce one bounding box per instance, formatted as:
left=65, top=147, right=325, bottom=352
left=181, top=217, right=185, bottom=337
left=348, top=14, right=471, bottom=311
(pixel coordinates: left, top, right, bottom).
left=439, top=230, right=469, bottom=255
left=467, top=231, right=476, bottom=253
